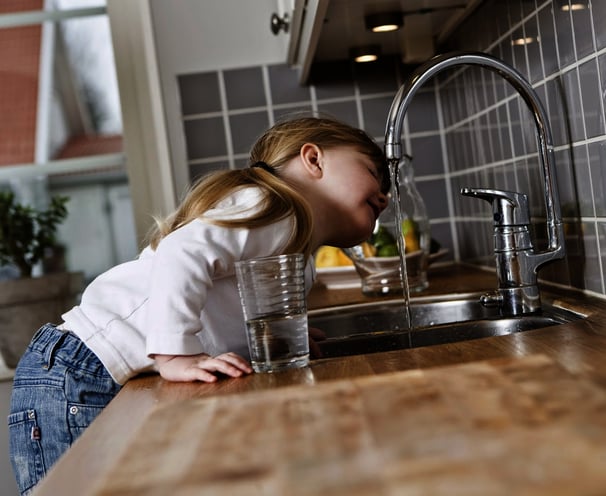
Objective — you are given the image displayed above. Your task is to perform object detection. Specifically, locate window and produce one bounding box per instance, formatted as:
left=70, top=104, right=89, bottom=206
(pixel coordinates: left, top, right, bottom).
left=0, top=0, right=138, bottom=281
left=0, top=0, right=124, bottom=178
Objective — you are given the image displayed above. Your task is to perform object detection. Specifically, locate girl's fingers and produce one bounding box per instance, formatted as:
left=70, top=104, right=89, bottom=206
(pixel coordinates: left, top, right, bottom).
left=216, top=352, right=253, bottom=372
left=190, top=369, right=219, bottom=383
left=157, top=354, right=252, bottom=383
left=197, top=354, right=252, bottom=377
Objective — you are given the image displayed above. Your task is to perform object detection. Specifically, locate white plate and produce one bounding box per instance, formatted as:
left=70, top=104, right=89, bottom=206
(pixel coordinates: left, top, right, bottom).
left=315, top=265, right=360, bottom=289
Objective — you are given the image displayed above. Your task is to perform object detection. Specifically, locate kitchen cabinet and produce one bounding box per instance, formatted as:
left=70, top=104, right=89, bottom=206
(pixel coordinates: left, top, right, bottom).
left=289, top=0, right=485, bottom=83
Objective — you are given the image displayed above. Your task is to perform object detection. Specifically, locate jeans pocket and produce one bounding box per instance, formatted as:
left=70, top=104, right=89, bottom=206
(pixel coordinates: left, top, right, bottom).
left=64, top=365, right=121, bottom=439
left=66, top=403, right=107, bottom=438
left=8, top=410, right=45, bottom=496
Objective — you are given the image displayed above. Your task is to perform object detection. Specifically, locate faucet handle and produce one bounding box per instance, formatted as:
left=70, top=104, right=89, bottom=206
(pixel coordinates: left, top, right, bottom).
left=461, top=187, right=530, bottom=226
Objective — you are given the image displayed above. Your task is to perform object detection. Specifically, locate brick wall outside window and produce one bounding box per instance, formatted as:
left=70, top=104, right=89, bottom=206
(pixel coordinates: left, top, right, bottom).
left=0, top=0, right=43, bottom=166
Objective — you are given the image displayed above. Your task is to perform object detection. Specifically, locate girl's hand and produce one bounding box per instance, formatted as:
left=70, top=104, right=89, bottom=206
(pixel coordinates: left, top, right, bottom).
left=309, top=326, right=326, bottom=359
left=154, top=353, right=253, bottom=383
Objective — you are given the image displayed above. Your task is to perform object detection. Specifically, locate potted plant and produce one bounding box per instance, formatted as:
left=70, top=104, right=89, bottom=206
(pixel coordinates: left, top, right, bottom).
left=0, top=190, right=83, bottom=369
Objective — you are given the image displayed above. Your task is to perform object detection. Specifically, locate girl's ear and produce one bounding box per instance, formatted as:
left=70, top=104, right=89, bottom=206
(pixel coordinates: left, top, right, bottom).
left=300, top=143, right=324, bottom=178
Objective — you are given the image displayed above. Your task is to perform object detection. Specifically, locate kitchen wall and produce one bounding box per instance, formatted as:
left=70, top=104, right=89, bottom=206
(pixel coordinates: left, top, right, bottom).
left=440, top=0, right=606, bottom=295
left=169, top=0, right=606, bottom=297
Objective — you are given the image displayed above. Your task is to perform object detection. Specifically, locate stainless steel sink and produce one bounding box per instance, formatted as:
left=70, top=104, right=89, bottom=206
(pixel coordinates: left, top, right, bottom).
left=308, top=293, right=584, bottom=358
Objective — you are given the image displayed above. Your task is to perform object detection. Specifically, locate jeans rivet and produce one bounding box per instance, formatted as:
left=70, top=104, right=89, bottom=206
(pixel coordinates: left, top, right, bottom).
left=69, top=406, right=78, bottom=415
left=28, top=410, right=35, bottom=419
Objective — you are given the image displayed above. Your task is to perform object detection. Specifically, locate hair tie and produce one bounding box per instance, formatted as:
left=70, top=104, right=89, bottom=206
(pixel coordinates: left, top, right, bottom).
left=251, top=161, right=275, bottom=174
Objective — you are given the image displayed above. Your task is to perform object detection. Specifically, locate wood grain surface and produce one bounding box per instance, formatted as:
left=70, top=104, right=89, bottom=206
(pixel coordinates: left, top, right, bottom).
left=32, top=265, right=606, bottom=495
left=89, top=354, right=606, bottom=495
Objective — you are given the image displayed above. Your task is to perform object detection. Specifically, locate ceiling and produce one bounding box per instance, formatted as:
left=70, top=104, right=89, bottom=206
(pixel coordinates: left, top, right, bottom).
left=289, top=0, right=483, bottom=83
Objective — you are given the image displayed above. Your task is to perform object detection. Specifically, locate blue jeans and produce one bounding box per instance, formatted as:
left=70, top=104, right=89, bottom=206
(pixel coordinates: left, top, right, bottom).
left=7, top=324, right=122, bottom=495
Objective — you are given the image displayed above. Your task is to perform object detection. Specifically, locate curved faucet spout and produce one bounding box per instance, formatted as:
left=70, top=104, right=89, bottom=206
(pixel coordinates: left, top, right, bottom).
left=385, top=51, right=565, bottom=314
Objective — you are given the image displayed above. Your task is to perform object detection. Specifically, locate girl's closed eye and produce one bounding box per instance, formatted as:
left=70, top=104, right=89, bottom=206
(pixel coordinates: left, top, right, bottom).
left=370, top=166, right=385, bottom=188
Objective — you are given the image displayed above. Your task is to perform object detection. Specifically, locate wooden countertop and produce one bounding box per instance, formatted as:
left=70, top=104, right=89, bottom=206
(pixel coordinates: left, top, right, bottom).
left=33, top=265, right=606, bottom=495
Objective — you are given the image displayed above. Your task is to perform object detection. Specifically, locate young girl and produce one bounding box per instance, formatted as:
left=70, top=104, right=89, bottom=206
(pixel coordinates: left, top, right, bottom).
left=8, top=116, right=390, bottom=495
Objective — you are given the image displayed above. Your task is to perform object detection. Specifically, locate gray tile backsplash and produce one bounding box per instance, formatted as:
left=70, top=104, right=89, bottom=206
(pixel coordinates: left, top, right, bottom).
left=538, top=5, right=559, bottom=76
left=176, top=0, right=606, bottom=297
left=360, top=96, right=395, bottom=137
left=579, top=58, right=605, bottom=138
left=313, top=80, right=356, bottom=100
left=178, top=72, right=221, bottom=114
left=269, top=64, right=312, bottom=104
left=588, top=140, right=606, bottom=216
left=594, top=0, right=606, bottom=50
left=409, top=135, right=443, bottom=175
left=183, top=116, right=226, bottom=159
left=407, top=90, right=439, bottom=133
left=224, top=67, right=266, bottom=110
left=554, top=4, right=576, bottom=67
left=561, top=68, right=584, bottom=142
left=444, top=0, right=606, bottom=296
left=315, top=100, right=359, bottom=127
left=189, top=160, right=229, bottom=182
left=228, top=111, right=269, bottom=155
left=272, top=105, right=313, bottom=123
left=571, top=2, right=595, bottom=59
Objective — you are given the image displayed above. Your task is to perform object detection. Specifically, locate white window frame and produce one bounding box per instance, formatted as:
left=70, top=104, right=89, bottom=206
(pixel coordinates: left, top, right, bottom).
left=106, top=0, right=177, bottom=242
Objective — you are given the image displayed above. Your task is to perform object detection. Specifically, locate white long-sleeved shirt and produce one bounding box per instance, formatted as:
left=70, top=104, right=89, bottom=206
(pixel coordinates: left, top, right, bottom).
left=61, top=187, right=315, bottom=384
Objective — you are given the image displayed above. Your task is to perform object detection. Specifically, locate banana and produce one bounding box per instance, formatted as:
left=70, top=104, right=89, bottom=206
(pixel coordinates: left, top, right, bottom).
left=315, top=246, right=353, bottom=267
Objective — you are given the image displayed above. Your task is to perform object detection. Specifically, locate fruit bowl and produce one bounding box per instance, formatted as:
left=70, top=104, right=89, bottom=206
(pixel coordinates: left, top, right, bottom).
left=315, top=249, right=448, bottom=290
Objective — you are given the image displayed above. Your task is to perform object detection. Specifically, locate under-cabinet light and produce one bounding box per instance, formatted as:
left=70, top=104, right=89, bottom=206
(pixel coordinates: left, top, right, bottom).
left=560, top=1, right=588, bottom=11
left=365, top=12, right=403, bottom=33
left=350, top=45, right=381, bottom=63
left=512, top=36, right=538, bottom=46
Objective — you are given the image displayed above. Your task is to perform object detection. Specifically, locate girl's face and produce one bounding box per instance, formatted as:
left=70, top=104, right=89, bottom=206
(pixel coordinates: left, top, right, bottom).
left=318, top=146, right=388, bottom=247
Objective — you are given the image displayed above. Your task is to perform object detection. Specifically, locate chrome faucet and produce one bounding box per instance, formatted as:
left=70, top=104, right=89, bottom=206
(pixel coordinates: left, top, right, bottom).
left=385, top=51, right=565, bottom=315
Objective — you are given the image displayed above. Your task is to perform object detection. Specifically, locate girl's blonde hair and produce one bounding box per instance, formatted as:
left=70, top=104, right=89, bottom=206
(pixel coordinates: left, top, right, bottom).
left=146, top=116, right=389, bottom=259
